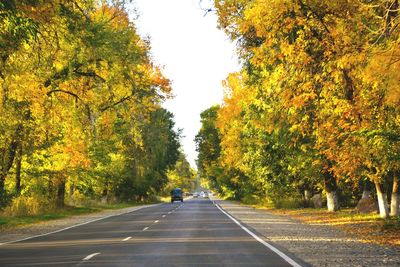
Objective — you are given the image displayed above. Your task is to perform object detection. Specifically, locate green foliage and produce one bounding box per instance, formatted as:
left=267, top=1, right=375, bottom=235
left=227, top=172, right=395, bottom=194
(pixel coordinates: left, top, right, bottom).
left=0, top=206, right=99, bottom=228
left=166, top=152, right=196, bottom=193
left=2, top=195, right=53, bottom=216
left=0, top=1, right=186, bottom=213
left=196, top=0, right=400, bottom=217
left=115, top=108, right=181, bottom=201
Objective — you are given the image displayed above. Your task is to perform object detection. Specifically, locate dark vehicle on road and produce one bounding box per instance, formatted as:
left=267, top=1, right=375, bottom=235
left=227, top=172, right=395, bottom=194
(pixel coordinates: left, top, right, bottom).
left=171, top=188, right=183, bottom=202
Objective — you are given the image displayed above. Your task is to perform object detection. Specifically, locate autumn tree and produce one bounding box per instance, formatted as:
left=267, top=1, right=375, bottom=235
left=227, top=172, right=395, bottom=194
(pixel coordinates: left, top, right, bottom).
left=0, top=0, right=182, bottom=211
left=166, top=152, right=196, bottom=194
left=209, top=0, right=400, bottom=216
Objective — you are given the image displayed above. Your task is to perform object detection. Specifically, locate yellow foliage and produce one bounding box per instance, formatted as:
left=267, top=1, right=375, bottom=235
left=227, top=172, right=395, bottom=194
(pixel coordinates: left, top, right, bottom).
left=3, top=195, right=54, bottom=216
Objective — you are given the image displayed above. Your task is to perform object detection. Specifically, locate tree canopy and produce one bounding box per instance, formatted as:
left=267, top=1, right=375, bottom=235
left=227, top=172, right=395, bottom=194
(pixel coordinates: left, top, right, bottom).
left=196, top=0, right=400, bottom=218
left=0, top=0, right=190, bottom=212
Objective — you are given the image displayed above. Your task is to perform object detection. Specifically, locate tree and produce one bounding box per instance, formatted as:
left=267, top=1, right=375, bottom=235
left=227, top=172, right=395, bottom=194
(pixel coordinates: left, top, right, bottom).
left=0, top=0, right=177, bottom=211
left=211, top=0, right=400, bottom=216
left=167, top=152, right=196, bottom=194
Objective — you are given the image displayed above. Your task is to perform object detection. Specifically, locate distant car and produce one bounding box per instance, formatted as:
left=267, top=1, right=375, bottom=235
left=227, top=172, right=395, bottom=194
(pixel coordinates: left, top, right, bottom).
left=193, top=192, right=199, bottom=198
left=171, top=188, right=183, bottom=203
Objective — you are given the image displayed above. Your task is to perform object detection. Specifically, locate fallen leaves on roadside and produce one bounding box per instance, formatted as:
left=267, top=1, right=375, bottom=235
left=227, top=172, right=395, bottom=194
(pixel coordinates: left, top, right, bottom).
left=256, top=207, right=400, bottom=247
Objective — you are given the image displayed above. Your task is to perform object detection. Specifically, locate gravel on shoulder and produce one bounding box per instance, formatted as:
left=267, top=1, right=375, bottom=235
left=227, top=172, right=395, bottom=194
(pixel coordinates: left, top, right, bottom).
left=213, top=198, right=400, bottom=267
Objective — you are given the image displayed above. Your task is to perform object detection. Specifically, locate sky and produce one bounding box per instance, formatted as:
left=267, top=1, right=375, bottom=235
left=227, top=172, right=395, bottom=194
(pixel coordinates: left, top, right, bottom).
left=128, top=0, right=239, bottom=167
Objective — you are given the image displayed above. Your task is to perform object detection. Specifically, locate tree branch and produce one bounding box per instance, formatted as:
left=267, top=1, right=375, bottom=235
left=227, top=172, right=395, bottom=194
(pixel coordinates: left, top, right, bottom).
left=46, top=89, right=83, bottom=102
left=100, top=95, right=132, bottom=112
left=73, top=70, right=106, bottom=82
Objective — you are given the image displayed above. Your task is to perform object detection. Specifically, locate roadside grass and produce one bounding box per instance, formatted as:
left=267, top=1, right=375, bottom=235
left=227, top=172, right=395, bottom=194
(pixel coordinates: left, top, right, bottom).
left=159, top=196, right=171, bottom=203
left=0, top=200, right=158, bottom=230
left=0, top=206, right=99, bottom=229
left=256, top=206, right=400, bottom=247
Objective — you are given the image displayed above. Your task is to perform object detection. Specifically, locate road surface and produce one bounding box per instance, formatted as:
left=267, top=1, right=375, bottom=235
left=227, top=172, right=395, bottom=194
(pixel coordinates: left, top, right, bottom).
left=0, top=198, right=303, bottom=266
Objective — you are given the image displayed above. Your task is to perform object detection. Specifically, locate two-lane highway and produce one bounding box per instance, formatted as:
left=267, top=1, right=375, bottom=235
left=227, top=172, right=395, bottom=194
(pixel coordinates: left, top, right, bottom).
left=0, top=199, right=302, bottom=266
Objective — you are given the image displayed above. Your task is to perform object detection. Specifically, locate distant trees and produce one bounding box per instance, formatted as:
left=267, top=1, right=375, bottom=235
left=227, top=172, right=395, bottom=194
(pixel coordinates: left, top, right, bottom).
left=195, top=106, right=222, bottom=193
left=0, top=0, right=188, bottom=212
left=166, top=152, right=196, bottom=194
left=196, top=0, right=400, bottom=218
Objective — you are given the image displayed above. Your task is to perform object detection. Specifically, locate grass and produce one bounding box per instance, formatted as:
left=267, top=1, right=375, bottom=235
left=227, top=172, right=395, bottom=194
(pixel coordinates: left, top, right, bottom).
left=159, top=196, right=171, bottom=203
left=254, top=205, right=400, bottom=247
left=0, top=206, right=99, bottom=229
left=0, top=201, right=156, bottom=230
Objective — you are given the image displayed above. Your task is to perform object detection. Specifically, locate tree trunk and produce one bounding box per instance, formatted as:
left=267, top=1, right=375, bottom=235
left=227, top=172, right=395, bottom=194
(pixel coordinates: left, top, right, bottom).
left=390, top=173, right=399, bottom=216
left=101, top=179, right=109, bottom=204
left=374, top=180, right=389, bottom=218
left=304, top=189, right=312, bottom=201
left=0, top=125, right=23, bottom=193
left=56, top=178, right=66, bottom=208
left=15, top=143, right=22, bottom=193
left=101, top=188, right=108, bottom=204
left=324, top=171, right=339, bottom=212
left=0, top=173, right=6, bottom=199
left=362, top=179, right=373, bottom=199
left=326, top=191, right=339, bottom=212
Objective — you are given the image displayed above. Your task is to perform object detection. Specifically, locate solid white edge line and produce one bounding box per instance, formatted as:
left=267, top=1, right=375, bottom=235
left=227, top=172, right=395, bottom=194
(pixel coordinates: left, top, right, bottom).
left=0, top=203, right=161, bottom=246
left=122, top=236, right=131, bottom=241
left=215, top=204, right=302, bottom=267
left=83, top=252, right=100, bottom=261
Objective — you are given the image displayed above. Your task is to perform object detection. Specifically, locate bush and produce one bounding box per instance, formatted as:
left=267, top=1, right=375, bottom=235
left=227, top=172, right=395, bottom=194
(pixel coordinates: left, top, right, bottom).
left=0, top=189, right=13, bottom=209
left=273, top=197, right=304, bottom=209
left=2, top=195, right=54, bottom=216
left=241, top=194, right=261, bottom=205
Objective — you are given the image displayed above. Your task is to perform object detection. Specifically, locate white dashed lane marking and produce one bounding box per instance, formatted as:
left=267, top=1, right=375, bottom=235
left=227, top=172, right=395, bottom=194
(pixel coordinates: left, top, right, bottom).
left=143, top=227, right=149, bottom=231
left=83, top=252, right=100, bottom=261
left=154, top=220, right=159, bottom=223
left=162, top=215, right=166, bottom=218
left=122, top=237, right=131, bottom=241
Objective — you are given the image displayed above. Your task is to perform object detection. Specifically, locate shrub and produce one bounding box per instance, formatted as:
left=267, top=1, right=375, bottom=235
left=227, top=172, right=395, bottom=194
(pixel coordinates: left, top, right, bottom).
left=0, top=189, right=13, bottom=209
left=3, top=195, right=54, bottom=216
left=273, top=197, right=304, bottom=209
left=241, top=194, right=260, bottom=205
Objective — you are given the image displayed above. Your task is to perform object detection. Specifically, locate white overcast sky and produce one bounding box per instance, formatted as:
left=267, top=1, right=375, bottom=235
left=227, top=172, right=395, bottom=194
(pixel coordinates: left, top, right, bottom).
left=128, top=0, right=239, bottom=167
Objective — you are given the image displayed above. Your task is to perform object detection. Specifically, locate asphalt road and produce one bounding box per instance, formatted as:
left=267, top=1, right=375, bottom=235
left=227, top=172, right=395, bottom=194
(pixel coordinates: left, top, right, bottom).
left=0, top=198, right=302, bottom=267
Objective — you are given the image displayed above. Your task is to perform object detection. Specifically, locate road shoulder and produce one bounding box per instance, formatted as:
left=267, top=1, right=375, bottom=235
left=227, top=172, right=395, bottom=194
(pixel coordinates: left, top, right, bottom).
left=213, top=198, right=400, bottom=267
left=0, top=204, right=158, bottom=245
